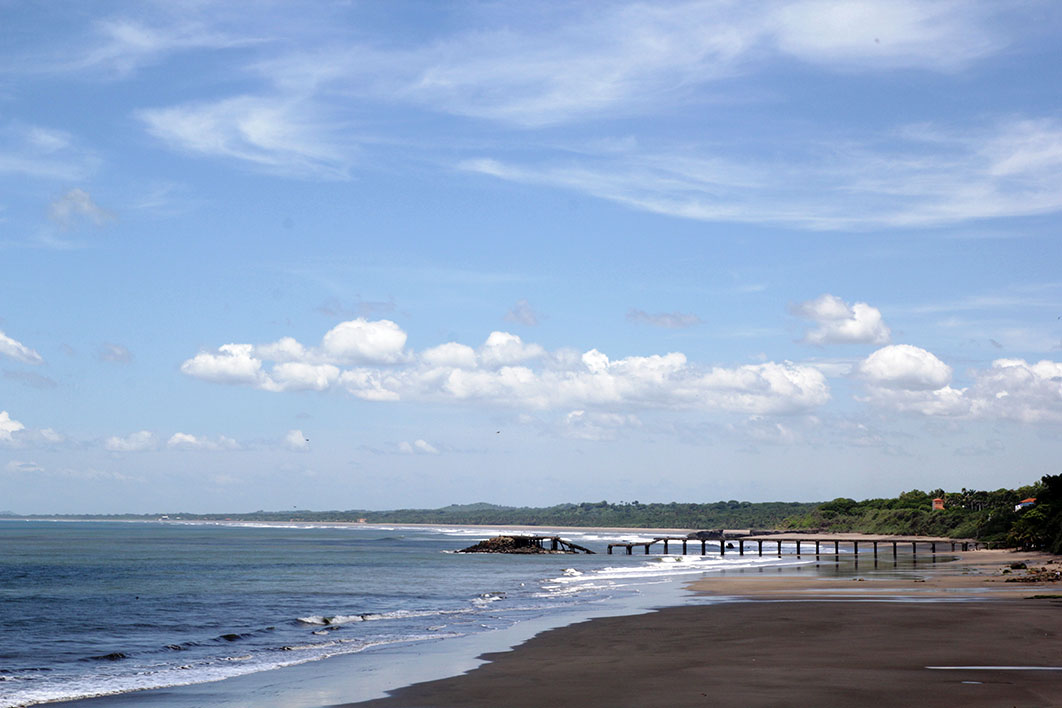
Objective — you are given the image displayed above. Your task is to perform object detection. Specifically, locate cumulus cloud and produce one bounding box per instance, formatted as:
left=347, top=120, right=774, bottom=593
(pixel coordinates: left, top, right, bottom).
left=504, top=299, right=540, bottom=326
left=49, top=188, right=114, bottom=229
left=478, top=331, right=545, bottom=368
left=182, top=321, right=831, bottom=415
left=104, top=430, right=157, bottom=452
left=319, top=318, right=408, bottom=364
left=284, top=429, right=310, bottom=451
left=421, top=342, right=478, bottom=369
left=857, top=346, right=1062, bottom=423
left=626, top=308, right=702, bottom=329
left=965, top=359, right=1062, bottom=423
left=793, top=294, right=891, bottom=346
left=857, top=344, right=952, bottom=390
left=181, top=343, right=266, bottom=386
left=167, top=433, right=239, bottom=450
left=856, top=344, right=964, bottom=416
left=0, top=411, right=25, bottom=441
left=0, top=329, right=44, bottom=365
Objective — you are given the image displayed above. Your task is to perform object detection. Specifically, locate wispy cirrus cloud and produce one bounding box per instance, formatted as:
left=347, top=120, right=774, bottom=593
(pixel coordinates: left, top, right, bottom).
left=125, top=0, right=1017, bottom=179
left=255, top=0, right=1003, bottom=128
left=42, top=16, right=257, bottom=79
left=137, top=95, right=353, bottom=179
left=0, top=123, right=98, bottom=181
left=461, top=117, right=1062, bottom=230
left=0, top=329, right=44, bottom=365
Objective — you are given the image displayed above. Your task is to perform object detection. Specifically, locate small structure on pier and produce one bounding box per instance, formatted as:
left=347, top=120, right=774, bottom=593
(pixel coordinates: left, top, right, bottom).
left=459, top=535, right=595, bottom=554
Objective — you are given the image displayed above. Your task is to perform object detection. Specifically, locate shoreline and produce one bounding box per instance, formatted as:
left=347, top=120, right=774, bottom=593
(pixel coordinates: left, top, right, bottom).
left=347, top=549, right=1062, bottom=708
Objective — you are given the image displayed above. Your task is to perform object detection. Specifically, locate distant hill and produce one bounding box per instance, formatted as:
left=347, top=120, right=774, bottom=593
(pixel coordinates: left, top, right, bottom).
left=10, top=476, right=1059, bottom=551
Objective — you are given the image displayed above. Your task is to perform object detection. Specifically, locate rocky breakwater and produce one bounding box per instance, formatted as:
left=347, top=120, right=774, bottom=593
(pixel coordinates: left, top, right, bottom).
left=459, top=535, right=594, bottom=554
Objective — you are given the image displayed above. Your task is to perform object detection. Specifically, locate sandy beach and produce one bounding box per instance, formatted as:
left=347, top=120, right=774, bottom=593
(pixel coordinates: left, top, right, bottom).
left=347, top=549, right=1062, bottom=708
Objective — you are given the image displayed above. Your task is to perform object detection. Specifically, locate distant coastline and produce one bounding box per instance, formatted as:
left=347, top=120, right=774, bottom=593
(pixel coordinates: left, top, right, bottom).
left=6, top=476, right=1061, bottom=554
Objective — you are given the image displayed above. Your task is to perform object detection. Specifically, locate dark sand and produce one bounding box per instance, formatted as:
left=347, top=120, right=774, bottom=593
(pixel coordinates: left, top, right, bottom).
left=347, top=551, right=1062, bottom=708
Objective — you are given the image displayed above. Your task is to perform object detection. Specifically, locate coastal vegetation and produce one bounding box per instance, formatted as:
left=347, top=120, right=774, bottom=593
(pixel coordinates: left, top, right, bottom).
left=782, top=475, right=1060, bottom=550
left=8, top=475, right=1059, bottom=551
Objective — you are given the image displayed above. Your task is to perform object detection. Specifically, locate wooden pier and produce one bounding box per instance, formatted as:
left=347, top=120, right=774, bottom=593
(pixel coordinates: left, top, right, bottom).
left=607, top=534, right=978, bottom=557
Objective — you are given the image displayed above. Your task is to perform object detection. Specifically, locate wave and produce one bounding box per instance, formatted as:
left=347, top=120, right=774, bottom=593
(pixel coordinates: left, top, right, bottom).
left=0, top=634, right=459, bottom=708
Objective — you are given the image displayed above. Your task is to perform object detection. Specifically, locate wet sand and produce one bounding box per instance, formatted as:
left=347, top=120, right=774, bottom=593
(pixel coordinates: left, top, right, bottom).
left=347, top=550, right=1062, bottom=708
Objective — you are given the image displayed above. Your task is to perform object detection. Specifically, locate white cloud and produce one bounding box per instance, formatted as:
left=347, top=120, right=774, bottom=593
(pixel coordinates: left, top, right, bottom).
left=857, top=347, right=1062, bottom=423
left=421, top=342, right=478, bottom=369
left=269, top=362, right=341, bottom=392
left=181, top=343, right=266, bottom=386
left=857, top=344, right=952, bottom=390
left=120, top=0, right=1013, bottom=182
left=767, top=0, right=1001, bottom=71
left=0, top=329, right=44, bottom=365
left=137, top=95, right=351, bottom=179
left=627, top=308, right=702, bottom=329
left=182, top=322, right=832, bottom=415
left=794, top=294, right=891, bottom=345
left=284, top=429, right=310, bottom=451
left=460, top=117, right=1062, bottom=230
left=368, top=1, right=1001, bottom=127
left=320, top=318, right=408, bottom=364
left=255, top=336, right=308, bottom=363
left=104, top=430, right=157, bottom=452
left=167, top=433, right=240, bottom=450
left=49, top=188, right=114, bottom=229
left=964, top=359, right=1062, bottom=423
left=478, top=331, right=545, bottom=368
left=0, top=411, right=25, bottom=441
left=69, top=18, right=252, bottom=78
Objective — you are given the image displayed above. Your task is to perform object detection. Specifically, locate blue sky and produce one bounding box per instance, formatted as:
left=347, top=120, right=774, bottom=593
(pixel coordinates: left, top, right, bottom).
left=3, top=1, right=1062, bottom=513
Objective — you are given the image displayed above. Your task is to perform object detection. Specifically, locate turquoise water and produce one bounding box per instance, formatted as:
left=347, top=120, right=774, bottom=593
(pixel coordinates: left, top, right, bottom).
left=0, top=520, right=811, bottom=707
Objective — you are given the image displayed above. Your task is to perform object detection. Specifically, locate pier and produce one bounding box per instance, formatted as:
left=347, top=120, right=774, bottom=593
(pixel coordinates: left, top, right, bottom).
left=606, top=534, right=978, bottom=556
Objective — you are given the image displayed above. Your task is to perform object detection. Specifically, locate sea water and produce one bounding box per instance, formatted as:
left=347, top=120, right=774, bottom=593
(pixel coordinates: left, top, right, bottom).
left=0, top=520, right=810, bottom=708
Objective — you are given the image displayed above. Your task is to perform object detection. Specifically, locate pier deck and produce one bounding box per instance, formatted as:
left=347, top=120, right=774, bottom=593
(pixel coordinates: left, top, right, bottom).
left=607, top=534, right=978, bottom=556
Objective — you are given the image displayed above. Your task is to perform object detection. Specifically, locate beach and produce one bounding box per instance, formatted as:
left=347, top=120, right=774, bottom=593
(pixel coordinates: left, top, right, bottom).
left=349, top=549, right=1062, bottom=708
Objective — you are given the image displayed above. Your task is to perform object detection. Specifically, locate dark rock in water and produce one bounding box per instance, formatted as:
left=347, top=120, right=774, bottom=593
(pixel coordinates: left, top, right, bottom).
left=89, top=652, right=127, bottom=661
left=459, top=535, right=578, bottom=554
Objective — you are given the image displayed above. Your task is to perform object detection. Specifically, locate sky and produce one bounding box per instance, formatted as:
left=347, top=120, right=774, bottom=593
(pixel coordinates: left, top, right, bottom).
left=2, top=1, right=1062, bottom=514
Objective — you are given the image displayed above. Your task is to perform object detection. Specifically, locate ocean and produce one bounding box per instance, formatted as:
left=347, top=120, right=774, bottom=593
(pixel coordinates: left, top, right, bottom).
left=0, top=520, right=811, bottom=708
